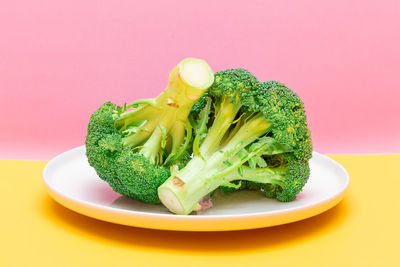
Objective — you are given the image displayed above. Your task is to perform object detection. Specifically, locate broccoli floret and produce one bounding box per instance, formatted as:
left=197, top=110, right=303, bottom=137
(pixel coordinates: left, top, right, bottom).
left=158, top=69, right=312, bottom=214
left=85, top=58, right=214, bottom=204
left=115, top=149, right=171, bottom=204
left=86, top=103, right=122, bottom=181
left=222, top=154, right=310, bottom=202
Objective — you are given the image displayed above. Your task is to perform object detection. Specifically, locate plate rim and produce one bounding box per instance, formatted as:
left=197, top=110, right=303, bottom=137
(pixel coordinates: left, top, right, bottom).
left=42, top=146, right=349, bottom=230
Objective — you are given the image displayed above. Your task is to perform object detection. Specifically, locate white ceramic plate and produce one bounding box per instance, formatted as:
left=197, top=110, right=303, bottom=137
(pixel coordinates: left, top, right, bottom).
left=43, top=146, right=349, bottom=231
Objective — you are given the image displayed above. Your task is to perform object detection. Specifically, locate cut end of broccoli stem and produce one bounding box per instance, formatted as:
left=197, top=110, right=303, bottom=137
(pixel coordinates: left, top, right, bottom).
left=179, top=58, right=214, bottom=91
left=158, top=187, right=185, bottom=215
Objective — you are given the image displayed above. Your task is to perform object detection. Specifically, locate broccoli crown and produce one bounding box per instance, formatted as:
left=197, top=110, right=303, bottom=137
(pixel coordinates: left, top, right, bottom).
left=258, top=81, right=313, bottom=161
left=209, top=68, right=260, bottom=107
left=159, top=69, right=313, bottom=215
left=221, top=155, right=311, bottom=202
left=85, top=102, right=170, bottom=204
left=276, top=155, right=310, bottom=201
left=217, top=80, right=313, bottom=202
left=192, top=69, right=260, bottom=114
left=115, top=149, right=170, bottom=204
left=85, top=59, right=215, bottom=205
left=192, top=72, right=312, bottom=161
left=86, top=102, right=116, bottom=141
left=259, top=153, right=310, bottom=202
left=85, top=103, right=121, bottom=181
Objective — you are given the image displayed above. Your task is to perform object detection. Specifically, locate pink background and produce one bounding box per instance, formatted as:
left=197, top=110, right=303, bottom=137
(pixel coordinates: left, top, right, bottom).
left=1, top=0, right=399, bottom=160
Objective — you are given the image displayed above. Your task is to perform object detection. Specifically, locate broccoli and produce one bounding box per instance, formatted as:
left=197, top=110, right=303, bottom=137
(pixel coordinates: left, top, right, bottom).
left=158, top=69, right=312, bottom=214
left=85, top=58, right=214, bottom=204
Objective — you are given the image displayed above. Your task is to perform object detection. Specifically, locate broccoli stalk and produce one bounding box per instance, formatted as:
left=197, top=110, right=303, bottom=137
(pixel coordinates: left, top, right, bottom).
left=114, top=58, right=214, bottom=165
left=158, top=115, right=272, bottom=215
left=158, top=70, right=312, bottom=214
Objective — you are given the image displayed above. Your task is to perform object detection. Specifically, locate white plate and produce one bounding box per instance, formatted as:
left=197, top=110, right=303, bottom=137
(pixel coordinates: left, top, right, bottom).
left=43, top=146, right=349, bottom=231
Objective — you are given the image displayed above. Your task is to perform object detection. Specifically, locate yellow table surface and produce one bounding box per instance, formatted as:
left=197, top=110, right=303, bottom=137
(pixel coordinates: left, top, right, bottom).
left=1, top=154, right=400, bottom=267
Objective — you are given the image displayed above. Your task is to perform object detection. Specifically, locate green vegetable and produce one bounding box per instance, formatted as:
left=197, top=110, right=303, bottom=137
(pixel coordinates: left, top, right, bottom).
left=158, top=69, right=312, bottom=214
left=85, top=58, right=214, bottom=204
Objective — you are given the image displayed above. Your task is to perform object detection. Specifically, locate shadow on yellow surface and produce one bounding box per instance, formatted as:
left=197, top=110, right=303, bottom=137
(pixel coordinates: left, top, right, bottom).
left=41, top=194, right=351, bottom=253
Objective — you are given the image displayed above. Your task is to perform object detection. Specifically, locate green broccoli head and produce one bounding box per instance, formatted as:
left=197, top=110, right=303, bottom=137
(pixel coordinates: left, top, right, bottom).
left=85, top=58, right=214, bottom=204
left=159, top=69, right=313, bottom=215
left=85, top=103, right=122, bottom=181
left=85, top=103, right=168, bottom=203
left=275, top=156, right=310, bottom=201
left=219, top=152, right=311, bottom=202
left=258, top=153, right=310, bottom=202
left=217, top=80, right=313, bottom=202
left=115, top=149, right=170, bottom=204
left=86, top=102, right=117, bottom=137
left=259, top=81, right=312, bottom=160
left=209, top=69, right=260, bottom=107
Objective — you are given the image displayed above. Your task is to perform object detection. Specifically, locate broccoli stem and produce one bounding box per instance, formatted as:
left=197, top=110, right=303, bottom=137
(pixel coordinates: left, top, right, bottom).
left=116, top=58, right=214, bottom=163
left=158, top=112, right=272, bottom=214
left=199, top=96, right=241, bottom=157
left=122, top=117, right=157, bottom=148
left=221, top=113, right=270, bottom=153
left=225, top=166, right=285, bottom=187
left=139, top=124, right=165, bottom=165
left=168, top=121, right=185, bottom=156
left=164, top=120, right=192, bottom=164
left=115, top=105, right=157, bottom=131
